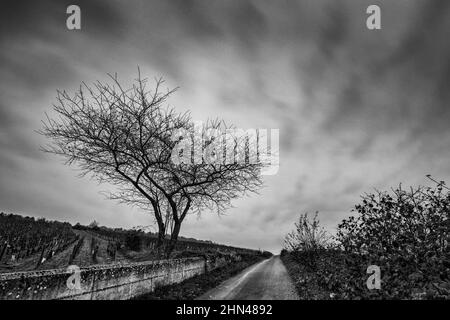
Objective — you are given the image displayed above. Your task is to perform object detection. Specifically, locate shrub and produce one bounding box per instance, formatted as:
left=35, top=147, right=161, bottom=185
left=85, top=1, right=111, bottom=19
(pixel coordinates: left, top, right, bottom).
left=336, top=180, right=449, bottom=299
left=284, top=212, right=330, bottom=271
left=283, top=179, right=449, bottom=299
left=284, top=212, right=330, bottom=252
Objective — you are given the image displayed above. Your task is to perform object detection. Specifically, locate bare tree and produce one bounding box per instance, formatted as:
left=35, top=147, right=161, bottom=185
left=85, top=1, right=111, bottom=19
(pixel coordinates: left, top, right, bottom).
left=39, top=72, right=269, bottom=256
left=284, top=212, right=330, bottom=252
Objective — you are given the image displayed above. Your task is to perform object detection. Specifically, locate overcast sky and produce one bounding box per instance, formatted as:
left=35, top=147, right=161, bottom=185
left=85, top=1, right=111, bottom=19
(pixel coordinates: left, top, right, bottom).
left=1, top=0, right=449, bottom=252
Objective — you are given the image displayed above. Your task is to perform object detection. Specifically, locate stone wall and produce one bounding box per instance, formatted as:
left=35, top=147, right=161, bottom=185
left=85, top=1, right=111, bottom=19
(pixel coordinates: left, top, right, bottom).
left=0, top=257, right=209, bottom=300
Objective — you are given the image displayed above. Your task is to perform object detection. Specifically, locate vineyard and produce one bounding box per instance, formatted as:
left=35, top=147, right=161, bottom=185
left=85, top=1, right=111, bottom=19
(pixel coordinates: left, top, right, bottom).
left=0, top=212, right=263, bottom=274
left=0, top=213, right=78, bottom=272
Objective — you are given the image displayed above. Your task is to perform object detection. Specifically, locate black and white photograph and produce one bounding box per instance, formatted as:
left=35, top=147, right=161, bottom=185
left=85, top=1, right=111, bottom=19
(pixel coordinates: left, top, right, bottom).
left=0, top=0, right=448, bottom=312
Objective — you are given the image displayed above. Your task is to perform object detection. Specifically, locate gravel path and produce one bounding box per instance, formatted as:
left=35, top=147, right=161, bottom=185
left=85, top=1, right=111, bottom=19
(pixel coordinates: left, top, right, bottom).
left=198, top=255, right=299, bottom=300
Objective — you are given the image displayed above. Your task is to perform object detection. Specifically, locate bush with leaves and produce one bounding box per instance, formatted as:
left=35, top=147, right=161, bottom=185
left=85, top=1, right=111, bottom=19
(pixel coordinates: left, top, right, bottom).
left=282, top=178, right=449, bottom=299
left=336, top=179, right=449, bottom=299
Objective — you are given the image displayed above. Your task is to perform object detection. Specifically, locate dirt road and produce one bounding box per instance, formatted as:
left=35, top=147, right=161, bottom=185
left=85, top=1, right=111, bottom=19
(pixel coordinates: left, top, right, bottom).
left=198, top=255, right=299, bottom=300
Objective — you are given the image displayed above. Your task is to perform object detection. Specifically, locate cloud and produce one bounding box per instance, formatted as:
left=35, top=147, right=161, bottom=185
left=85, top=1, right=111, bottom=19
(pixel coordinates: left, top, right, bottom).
left=1, top=0, right=449, bottom=253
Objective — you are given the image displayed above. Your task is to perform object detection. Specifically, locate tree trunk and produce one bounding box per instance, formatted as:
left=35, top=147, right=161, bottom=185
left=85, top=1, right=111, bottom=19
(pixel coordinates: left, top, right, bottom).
left=156, top=220, right=166, bottom=258
left=165, top=221, right=181, bottom=258
left=0, top=243, right=7, bottom=262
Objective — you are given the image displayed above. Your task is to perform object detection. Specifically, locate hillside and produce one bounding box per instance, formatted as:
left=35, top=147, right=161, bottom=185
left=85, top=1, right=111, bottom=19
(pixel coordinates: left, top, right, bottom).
left=0, top=212, right=266, bottom=274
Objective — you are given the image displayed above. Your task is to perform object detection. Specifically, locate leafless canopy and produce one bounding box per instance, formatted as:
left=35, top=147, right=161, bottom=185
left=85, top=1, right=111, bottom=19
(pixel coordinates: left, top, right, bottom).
left=284, top=212, right=330, bottom=252
left=39, top=72, right=268, bottom=255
